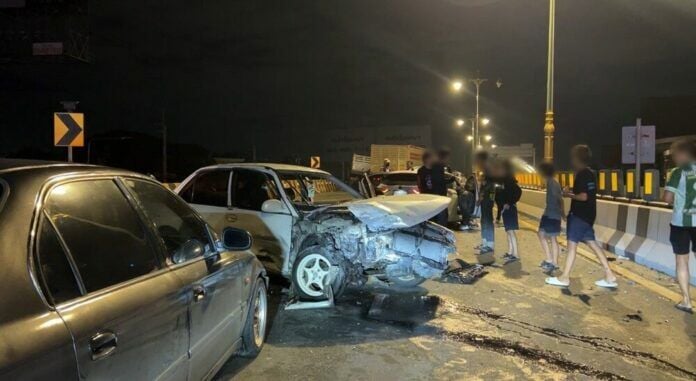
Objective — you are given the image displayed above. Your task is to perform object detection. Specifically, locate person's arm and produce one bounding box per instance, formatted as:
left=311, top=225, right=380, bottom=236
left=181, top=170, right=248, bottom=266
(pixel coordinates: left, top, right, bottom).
left=663, top=168, right=680, bottom=204
left=563, top=171, right=590, bottom=201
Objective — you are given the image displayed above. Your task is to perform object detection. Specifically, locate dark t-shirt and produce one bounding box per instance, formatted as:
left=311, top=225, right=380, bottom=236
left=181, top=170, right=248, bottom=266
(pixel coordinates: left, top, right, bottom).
left=570, top=167, right=597, bottom=224
left=417, top=165, right=446, bottom=195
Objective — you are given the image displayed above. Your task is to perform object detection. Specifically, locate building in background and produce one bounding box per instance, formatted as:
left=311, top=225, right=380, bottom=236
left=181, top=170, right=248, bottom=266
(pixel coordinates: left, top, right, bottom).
left=321, top=126, right=432, bottom=179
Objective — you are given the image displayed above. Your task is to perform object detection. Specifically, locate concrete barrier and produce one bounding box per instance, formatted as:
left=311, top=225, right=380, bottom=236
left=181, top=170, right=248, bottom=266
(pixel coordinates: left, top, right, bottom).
left=518, top=189, right=696, bottom=285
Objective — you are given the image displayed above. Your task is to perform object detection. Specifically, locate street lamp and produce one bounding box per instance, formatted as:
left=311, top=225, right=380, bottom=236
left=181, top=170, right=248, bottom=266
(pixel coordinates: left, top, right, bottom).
left=451, top=77, right=500, bottom=149
left=481, top=118, right=490, bottom=126
left=466, top=135, right=474, bottom=141
left=484, top=135, right=492, bottom=142
left=543, top=0, right=556, bottom=162
left=491, top=144, right=498, bottom=149
left=456, top=118, right=465, bottom=127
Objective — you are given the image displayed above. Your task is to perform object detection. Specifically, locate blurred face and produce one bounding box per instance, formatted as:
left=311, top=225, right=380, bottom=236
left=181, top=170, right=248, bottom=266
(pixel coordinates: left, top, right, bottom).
left=570, top=153, right=584, bottom=170
left=672, top=150, right=692, bottom=166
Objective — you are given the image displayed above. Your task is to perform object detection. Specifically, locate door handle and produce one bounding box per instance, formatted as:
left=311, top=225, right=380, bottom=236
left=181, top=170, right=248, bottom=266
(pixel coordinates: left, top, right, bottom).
left=193, top=285, right=207, bottom=302
left=90, top=331, right=118, bottom=361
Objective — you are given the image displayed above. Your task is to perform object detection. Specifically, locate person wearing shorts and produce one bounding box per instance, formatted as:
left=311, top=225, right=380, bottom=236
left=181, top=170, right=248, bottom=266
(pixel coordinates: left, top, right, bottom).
left=663, top=138, right=696, bottom=314
left=546, top=145, right=617, bottom=289
left=537, top=162, right=564, bottom=273
left=500, top=160, right=521, bottom=265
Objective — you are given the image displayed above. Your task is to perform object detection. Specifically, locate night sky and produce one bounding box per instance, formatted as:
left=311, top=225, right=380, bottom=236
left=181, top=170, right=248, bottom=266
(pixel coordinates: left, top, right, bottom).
left=2, top=0, right=695, bottom=169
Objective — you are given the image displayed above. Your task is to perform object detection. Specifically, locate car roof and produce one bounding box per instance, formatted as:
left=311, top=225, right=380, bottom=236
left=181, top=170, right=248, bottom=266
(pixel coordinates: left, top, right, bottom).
left=198, top=162, right=331, bottom=175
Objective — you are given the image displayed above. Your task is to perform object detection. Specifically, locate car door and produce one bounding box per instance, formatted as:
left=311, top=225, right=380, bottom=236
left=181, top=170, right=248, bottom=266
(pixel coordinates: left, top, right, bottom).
left=41, top=177, right=190, bottom=381
left=227, top=168, right=293, bottom=274
left=122, top=178, right=246, bottom=381
left=178, top=168, right=232, bottom=234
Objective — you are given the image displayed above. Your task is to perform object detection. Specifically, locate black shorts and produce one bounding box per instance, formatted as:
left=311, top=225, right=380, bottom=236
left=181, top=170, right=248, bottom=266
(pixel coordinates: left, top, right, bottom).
left=670, top=224, right=696, bottom=255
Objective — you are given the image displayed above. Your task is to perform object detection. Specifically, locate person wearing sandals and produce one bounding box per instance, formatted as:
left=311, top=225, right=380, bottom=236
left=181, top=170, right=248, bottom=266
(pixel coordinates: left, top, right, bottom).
left=663, top=138, right=696, bottom=314
left=537, top=162, right=564, bottom=273
left=499, top=160, right=522, bottom=265
left=546, top=145, right=617, bottom=289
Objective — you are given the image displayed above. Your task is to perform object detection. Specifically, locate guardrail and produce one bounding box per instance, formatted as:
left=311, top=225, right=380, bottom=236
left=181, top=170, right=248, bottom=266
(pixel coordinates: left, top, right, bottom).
left=516, top=169, right=669, bottom=209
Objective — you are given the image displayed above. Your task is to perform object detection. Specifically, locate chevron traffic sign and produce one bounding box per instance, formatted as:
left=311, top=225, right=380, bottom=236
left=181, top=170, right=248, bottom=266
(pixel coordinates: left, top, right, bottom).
left=54, top=112, right=84, bottom=147
left=310, top=156, right=320, bottom=169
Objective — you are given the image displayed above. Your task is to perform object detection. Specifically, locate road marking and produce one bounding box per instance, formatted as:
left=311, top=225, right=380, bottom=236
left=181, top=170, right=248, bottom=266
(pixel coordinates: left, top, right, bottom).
left=517, top=217, right=695, bottom=305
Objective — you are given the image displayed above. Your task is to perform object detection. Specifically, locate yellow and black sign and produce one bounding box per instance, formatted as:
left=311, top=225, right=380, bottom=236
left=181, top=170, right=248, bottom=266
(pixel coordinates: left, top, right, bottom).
left=54, top=112, right=84, bottom=147
left=310, top=156, right=320, bottom=169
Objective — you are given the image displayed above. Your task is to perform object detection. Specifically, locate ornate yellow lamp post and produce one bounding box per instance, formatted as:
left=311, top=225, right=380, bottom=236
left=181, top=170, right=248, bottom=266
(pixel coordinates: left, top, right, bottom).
left=544, top=0, right=556, bottom=162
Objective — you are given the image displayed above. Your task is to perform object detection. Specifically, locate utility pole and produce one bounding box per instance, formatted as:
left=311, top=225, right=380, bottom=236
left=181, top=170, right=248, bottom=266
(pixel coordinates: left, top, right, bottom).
left=470, top=78, right=487, bottom=148
left=543, top=0, right=556, bottom=162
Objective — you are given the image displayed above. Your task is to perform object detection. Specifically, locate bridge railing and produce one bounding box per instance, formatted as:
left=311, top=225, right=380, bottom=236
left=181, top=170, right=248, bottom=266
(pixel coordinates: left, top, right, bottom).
left=515, top=169, right=669, bottom=209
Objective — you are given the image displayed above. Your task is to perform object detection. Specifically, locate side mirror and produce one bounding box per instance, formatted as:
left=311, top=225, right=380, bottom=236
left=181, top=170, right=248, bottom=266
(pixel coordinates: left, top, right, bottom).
left=222, top=227, right=252, bottom=251
left=261, top=199, right=289, bottom=214
left=171, top=239, right=205, bottom=264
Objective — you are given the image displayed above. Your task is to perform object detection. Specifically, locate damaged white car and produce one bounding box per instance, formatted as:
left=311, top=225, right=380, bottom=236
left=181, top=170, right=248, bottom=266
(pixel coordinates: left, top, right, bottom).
left=176, top=164, right=456, bottom=300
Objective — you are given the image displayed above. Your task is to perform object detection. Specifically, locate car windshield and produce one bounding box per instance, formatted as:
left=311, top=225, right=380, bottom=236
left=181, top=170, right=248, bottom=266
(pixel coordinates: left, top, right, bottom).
left=278, top=171, right=361, bottom=208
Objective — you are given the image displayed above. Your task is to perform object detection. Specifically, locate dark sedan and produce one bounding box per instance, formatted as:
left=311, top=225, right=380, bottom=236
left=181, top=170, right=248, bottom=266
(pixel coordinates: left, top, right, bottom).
left=0, top=160, right=268, bottom=380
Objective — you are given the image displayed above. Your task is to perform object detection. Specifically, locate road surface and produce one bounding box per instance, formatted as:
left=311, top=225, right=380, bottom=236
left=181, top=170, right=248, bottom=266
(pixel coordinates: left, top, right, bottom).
left=216, top=217, right=696, bottom=381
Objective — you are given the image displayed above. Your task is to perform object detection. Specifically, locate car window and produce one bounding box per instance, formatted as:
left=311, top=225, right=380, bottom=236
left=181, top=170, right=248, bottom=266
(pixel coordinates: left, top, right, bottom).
left=36, top=214, right=82, bottom=304
left=279, top=172, right=360, bottom=206
left=44, top=180, right=160, bottom=293
left=179, top=169, right=231, bottom=207
left=124, top=179, right=213, bottom=262
left=231, top=169, right=280, bottom=211
left=379, top=173, right=418, bottom=186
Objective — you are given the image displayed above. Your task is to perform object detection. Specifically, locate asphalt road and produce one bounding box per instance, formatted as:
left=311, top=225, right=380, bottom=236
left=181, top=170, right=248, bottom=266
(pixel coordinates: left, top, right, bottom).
left=215, top=219, right=696, bottom=381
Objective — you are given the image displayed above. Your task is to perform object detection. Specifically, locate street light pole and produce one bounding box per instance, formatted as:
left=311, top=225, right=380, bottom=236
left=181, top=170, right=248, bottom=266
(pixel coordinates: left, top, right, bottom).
left=471, top=78, right=487, bottom=148
left=543, top=0, right=556, bottom=162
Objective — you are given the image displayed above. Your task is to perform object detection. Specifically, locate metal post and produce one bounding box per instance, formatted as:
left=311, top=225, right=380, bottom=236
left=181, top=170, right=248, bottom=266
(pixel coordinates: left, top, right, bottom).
left=68, top=147, right=73, bottom=163
left=543, top=0, right=556, bottom=162
left=635, top=118, right=642, bottom=199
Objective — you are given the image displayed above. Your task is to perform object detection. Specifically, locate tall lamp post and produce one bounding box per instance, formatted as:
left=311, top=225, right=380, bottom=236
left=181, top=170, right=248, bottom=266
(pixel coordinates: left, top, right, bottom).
left=452, top=76, right=500, bottom=149
left=543, top=0, right=556, bottom=162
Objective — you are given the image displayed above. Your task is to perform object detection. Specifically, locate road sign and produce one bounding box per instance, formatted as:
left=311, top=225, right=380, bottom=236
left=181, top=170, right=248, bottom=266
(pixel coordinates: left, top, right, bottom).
left=310, top=156, right=321, bottom=169
left=54, top=112, right=84, bottom=147
left=621, top=124, right=655, bottom=164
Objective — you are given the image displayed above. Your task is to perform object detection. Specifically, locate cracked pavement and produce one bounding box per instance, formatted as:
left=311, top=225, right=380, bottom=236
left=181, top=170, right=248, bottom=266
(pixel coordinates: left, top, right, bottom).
left=216, top=219, right=696, bottom=381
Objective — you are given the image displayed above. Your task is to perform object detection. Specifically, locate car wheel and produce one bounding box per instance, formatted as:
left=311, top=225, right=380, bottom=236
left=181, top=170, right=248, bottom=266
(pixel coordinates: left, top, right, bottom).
left=387, top=273, right=426, bottom=288
left=292, top=246, right=346, bottom=301
left=239, top=278, right=267, bottom=358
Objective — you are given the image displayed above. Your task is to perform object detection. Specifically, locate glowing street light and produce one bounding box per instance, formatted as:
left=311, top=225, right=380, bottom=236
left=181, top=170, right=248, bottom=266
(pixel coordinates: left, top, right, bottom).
left=491, top=144, right=498, bottom=149
left=481, top=118, right=490, bottom=126
left=456, top=119, right=465, bottom=127
left=451, top=80, right=464, bottom=92
left=484, top=134, right=492, bottom=142
left=466, top=135, right=474, bottom=141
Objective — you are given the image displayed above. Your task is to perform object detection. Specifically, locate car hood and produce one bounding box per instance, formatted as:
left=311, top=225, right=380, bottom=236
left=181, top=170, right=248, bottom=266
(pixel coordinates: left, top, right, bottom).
left=337, top=194, right=451, bottom=231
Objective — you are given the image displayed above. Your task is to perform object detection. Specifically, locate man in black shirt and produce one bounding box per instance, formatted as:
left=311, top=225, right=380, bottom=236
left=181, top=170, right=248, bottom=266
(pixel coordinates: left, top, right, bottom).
left=546, top=145, right=617, bottom=289
left=418, top=151, right=448, bottom=225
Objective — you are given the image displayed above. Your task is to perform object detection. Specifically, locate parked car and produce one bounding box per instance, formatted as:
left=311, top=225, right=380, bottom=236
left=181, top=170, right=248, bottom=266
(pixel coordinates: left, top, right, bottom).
left=368, top=171, right=460, bottom=223
left=0, top=159, right=268, bottom=380
left=176, top=163, right=456, bottom=301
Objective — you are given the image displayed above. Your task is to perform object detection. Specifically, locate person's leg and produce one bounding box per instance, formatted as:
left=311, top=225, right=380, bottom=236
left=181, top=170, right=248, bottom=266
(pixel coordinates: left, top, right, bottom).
left=508, top=230, right=518, bottom=257
left=550, top=236, right=560, bottom=266
left=586, top=240, right=617, bottom=282
left=675, top=254, right=692, bottom=308
left=481, top=201, right=494, bottom=247
left=496, top=202, right=503, bottom=223
left=557, top=241, right=578, bottom=284
left=458, top=192, right=471, bottom=226
left=537, top=230, right=552, bottom=262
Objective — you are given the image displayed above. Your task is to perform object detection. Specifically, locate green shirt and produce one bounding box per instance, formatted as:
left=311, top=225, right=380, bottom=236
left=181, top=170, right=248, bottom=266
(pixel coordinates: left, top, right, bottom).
left=666, top=162, right=696, bottom=227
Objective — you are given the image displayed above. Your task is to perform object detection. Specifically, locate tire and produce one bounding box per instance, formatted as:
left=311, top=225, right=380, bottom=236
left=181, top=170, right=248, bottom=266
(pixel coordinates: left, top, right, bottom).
left=239, top=278, right=268, bottom=358
left=387, top=273, right=427, bottom=288
left=291, top=245, right=346, bottom=301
